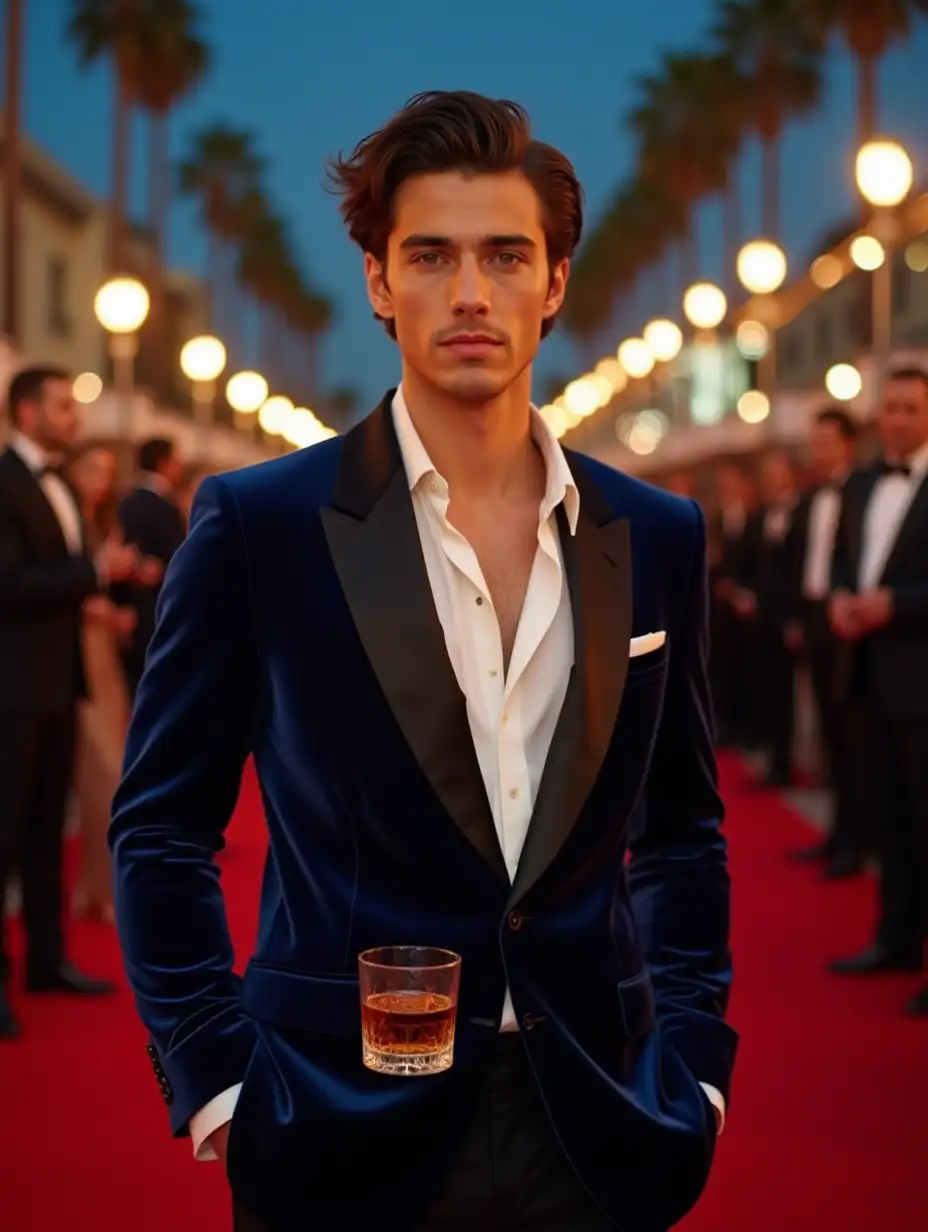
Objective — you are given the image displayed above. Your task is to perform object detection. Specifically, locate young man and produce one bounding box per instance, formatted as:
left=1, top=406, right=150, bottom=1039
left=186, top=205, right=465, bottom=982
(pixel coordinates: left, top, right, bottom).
left=0, top=367, right=142, bottom=1039
left=828, top=368, right=928, bottom=1013
left=112, top=92, right=736, bottom=1231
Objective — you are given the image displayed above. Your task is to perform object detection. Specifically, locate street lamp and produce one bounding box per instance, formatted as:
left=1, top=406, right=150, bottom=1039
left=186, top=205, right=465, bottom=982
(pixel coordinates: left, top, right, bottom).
left=642, top=318, right=683, bottom=363
left=855, top=137, right=914, bottom=391
left=825, top=363, right=863, bottom=402
left=617, top=337, right=655, bottom=379
left=226, top=369, right=268, bottom=432
left=737, top=240, right=787, bottom=405
left=682, top=282, right=727, bottom=333
left=258, top=394, right=294, bottom=450
left=93, top=275, right=149, bottom=460
left=180, top=334, right=227, bottom=440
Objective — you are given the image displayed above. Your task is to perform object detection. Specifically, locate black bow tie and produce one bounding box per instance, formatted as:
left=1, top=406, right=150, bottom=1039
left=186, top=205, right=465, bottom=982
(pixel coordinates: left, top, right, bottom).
left=877, top=460, right=911, bottom=478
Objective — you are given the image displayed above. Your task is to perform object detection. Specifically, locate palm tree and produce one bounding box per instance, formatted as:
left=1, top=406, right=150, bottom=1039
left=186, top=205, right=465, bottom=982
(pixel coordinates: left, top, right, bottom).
left=802, top=0, right=928, bottom=142
left=68, top=0, right=149, bottom=270
left=2, top=0, right=25, bottom=344
left=712, top=0, right=823, bottom=238
left=134, top=0, right=209, bottom=390
left=632, top=53, right=741, bottom=276
left=178, top=123, right=263, bottom=318
left=564, top=177, right=686, bottom=341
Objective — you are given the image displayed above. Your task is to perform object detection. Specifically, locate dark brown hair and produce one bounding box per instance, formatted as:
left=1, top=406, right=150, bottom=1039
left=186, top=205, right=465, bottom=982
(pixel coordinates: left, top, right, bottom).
left=6, top=365, right=71, bottom=426
left=326, top=90, right=584, bottom=339
left=815, top=406, right=857, bottom=440
left=887, top=366, right=928, bottom=394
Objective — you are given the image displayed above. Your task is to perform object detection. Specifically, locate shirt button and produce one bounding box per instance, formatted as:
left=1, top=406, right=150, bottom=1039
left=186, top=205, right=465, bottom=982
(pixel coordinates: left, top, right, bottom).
left=476, top=596, right=484, bottom=606
left=429, top=478, right=439, bottom=493
left=489, top=668, right=498, bottom=678
left=509, top=787, right=519, bottom=800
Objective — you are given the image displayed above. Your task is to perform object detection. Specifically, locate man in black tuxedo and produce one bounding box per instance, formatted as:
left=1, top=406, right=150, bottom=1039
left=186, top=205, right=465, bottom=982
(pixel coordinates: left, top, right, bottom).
left=783, top=408, right=859, bottom=875
left=117, top=437, right=186, bottom=696
left=733, top=451, right=799, bottom=787
left=827, top=368, right=928, bottom=1015
left=0, top=366, right=141, bottom=1038
left=709, top=462, right=755, bottom=748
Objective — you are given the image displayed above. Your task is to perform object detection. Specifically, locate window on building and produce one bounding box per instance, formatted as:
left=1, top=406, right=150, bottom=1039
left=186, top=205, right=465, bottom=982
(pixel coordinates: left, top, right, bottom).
left=47, top=255, right=71, bottom=337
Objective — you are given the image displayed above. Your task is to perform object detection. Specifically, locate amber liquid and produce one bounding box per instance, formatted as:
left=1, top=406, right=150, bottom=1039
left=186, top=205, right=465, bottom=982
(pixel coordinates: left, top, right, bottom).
left=361, top=990, right=456, bottom=1075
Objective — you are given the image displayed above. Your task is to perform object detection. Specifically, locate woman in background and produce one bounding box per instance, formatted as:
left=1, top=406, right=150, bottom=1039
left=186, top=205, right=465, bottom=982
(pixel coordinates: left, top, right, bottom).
left=176, top=462, right=216, bottom=526
left=67, top=444, right=135, bottom=923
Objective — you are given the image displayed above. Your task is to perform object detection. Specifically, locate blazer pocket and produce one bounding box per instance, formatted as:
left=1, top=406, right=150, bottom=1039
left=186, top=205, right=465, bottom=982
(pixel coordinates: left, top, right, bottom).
left=243, top=961, right=362, bottom=1037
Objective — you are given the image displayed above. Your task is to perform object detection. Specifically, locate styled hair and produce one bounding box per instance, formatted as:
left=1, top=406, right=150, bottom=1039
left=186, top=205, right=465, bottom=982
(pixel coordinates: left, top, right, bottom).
left=815, top=406, right=857, bottom=440
left=887, top=366, right=928, bottom=393
left=326, top=90, right=584, bottom=338
left=6, top=365, right=71, bottom=426
left=137, top=437, right=175, bottom=474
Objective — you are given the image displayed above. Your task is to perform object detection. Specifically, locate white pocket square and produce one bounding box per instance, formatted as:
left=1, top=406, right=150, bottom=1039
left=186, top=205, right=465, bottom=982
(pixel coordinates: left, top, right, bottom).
left=629, top=631, right=666, bottom=658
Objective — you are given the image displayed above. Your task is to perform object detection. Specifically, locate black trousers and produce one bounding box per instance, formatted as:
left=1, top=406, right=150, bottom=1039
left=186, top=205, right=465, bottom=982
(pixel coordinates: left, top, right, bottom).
left=0, top=710, right=77, bottom=983
left=850, top=699, right=928, bottom=956
left=802, top=602, right=858, bottom=855
left=756, top=614, right=795, bottom=780
left=232, top=1035, right=614, bottom=1231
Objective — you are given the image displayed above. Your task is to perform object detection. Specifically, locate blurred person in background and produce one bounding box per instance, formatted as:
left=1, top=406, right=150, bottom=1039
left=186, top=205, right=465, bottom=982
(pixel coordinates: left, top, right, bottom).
left=784, top=408, right=860, bottom=877
left=709, top=461, right=756, bottom=749
left=733, top=450, right=799, bottom=787
left=177, top=463, right=217, bottom=526
left=828, top=368, right=928, bottom=1015
left=117, top=437, right=186, bottom=697
left=0, top=367, right=143, bottom=1039
left=67, top=444, right=137, bottom=925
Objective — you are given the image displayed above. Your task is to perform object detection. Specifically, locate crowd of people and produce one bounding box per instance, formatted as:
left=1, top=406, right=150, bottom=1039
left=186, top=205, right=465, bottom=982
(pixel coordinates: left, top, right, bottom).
left=0, top=364, right=210, bottom=1039
left=703, top=367, right=928, bottom=1018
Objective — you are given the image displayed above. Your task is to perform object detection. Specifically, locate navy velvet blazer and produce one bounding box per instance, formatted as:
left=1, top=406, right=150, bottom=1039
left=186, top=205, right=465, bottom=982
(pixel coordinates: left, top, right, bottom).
left=110, top=393, right=737, bottom=1231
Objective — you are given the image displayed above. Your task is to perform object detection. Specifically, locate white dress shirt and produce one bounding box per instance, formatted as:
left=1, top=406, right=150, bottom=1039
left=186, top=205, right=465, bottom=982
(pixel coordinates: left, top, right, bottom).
left=189, top=387, right=725, bottom=1156
left=9, top=431, right=83, bottom=554
left=802, top=483, right=843, bottom=601
left=858, top=439, right=928, bottom=592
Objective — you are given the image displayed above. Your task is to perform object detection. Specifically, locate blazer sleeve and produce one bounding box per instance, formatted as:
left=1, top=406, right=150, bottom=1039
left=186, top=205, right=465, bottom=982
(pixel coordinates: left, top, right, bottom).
left=109, top=476, right=265, bottom=1137
left=0, top=488, right=97, bottom=614
left=628, top=501, right=738, bottom=1104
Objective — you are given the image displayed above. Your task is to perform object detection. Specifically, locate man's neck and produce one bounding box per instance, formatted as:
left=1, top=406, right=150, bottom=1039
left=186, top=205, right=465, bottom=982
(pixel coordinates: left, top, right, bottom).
left=401, top=367, right=542, bottom=502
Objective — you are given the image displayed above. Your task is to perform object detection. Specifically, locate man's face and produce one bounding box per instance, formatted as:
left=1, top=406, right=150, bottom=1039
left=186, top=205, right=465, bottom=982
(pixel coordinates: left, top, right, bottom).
left=880, top=376, right=928, bottom=460
left=366, top=170, right=568, bottom=403
left=20, top=377, right=80, bottom=452
left=808, top=421, right=852, bottom=483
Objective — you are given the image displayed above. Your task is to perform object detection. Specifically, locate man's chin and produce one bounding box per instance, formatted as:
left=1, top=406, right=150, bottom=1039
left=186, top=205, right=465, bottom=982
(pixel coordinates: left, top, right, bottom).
left=433, top=368, right=512, bottom=402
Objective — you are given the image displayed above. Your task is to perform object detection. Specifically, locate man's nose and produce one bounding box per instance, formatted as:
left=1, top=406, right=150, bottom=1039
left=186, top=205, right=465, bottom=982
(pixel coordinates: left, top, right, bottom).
left=449, top=256, right=490, bottom=317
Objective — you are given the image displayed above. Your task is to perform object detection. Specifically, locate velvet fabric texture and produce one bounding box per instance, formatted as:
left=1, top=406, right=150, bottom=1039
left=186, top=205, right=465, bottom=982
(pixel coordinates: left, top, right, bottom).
left=110, top=393, right=737, bottom=1232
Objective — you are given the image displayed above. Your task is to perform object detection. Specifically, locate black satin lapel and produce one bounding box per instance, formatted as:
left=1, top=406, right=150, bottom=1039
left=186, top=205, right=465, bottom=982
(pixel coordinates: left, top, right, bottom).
left=509, top=509, right=631, bottom=907
left=879, top=471, right=928, bottom=582
left=321, top=418, right=507, bottom=883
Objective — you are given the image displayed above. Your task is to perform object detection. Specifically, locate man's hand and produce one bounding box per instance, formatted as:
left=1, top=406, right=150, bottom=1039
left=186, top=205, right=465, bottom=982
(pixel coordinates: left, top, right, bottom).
left=784, top=621, right=803, bottom=652
left=136, top=556, right=164, bottom=586
left=207, top=1122, right=230, bottom=1169
left=732, top=588, right=757, bottom=618
left=855, top=587, right=894, bottom=632
left=95, top=534, right=140, bottom=585
left=828, top=590, right=862, bottom=640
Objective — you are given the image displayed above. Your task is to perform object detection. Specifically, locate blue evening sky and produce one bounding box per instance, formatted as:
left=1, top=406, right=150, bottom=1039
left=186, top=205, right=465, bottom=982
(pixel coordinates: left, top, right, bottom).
left=21, top=1, right=928, bottom=411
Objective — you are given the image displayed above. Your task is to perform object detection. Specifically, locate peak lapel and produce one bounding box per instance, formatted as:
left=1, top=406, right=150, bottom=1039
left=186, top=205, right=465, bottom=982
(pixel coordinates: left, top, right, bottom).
left=509, top=458, right=631, bottom=907
left=320, top=394, right=507, bottom=883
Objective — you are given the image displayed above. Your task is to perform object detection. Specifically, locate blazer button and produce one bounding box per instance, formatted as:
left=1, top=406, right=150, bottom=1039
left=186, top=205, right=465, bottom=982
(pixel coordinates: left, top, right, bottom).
left=522, top=1012, right=536, bottom=1030
left=507, top=910, right=523, bottom=931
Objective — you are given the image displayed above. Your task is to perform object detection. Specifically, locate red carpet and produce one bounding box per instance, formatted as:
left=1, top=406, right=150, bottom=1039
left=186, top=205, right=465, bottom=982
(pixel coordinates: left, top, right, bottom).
left=2, top=756, right=925, bottom=1230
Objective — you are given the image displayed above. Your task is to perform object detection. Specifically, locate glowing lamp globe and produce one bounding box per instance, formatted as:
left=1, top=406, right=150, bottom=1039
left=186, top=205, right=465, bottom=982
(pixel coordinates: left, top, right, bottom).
left=94, top=276, right=149, bottom=334
left=180, top=335, right=227, bottom=383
